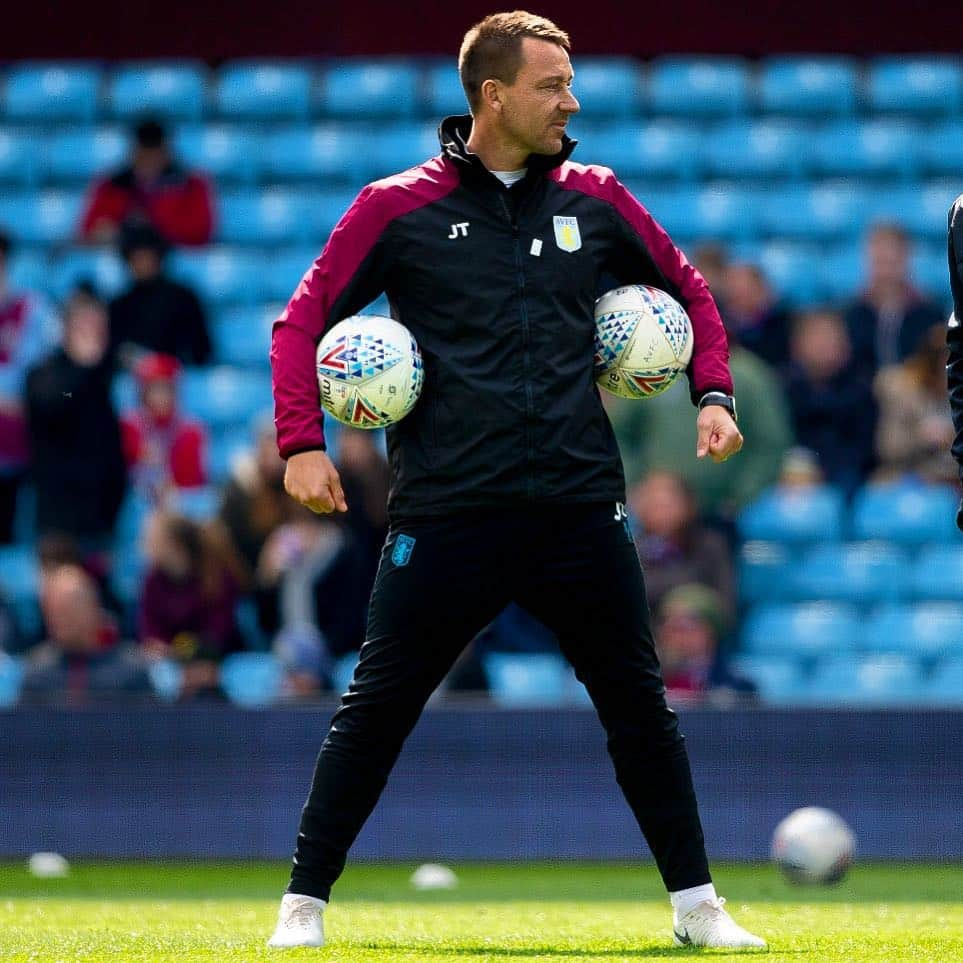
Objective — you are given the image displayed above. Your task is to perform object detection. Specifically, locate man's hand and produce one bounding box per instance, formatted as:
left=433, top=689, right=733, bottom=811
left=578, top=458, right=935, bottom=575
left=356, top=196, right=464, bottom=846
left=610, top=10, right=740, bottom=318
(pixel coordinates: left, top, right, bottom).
left=284, top=450, right=348, bottom=514
left=696, top=406, right=743, bottom=463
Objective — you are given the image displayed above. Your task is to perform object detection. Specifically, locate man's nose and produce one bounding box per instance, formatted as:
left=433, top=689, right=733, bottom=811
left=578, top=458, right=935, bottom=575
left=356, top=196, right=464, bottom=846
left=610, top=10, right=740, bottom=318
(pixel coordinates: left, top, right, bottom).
left=562, top=91, right=580, bottom=113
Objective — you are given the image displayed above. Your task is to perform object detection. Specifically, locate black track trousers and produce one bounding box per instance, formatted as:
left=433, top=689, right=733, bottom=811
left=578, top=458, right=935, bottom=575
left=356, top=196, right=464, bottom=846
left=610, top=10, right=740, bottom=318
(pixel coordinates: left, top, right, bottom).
left=287, top=502, right=712, bottom=899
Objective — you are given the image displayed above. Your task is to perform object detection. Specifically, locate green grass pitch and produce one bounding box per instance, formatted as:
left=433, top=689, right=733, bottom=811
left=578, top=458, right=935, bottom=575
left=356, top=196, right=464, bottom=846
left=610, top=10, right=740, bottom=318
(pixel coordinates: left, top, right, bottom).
left=1, top=860, right=961, bottom=961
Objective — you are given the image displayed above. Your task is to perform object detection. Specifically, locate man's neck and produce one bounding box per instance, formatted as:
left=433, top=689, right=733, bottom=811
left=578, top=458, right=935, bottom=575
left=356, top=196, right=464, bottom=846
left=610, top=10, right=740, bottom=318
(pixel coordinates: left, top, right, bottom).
left=465, top=120, right=529, bottom=173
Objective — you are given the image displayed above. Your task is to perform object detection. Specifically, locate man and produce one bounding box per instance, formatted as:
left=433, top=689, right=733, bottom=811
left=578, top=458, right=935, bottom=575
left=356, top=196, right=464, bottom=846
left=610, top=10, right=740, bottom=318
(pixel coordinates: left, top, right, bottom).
left=268, top=12, right=763, bottom=951
left=109, top=221, right=211, bottom=367
left=79, top=119, right=214, bottom=247
left=946, top=195, right=963, bottom=529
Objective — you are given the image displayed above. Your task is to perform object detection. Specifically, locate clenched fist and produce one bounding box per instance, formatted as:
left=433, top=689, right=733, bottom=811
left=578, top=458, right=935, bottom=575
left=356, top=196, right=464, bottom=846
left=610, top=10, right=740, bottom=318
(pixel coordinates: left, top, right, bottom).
left=696, top=405, right=743, bottom=464
left=284, top=450, right=348, bottom=514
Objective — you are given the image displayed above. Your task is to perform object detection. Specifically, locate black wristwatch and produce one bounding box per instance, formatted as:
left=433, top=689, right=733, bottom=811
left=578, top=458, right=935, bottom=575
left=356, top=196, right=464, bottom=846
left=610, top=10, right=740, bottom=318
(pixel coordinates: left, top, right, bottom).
left=698, top=391, right=738, bottom=422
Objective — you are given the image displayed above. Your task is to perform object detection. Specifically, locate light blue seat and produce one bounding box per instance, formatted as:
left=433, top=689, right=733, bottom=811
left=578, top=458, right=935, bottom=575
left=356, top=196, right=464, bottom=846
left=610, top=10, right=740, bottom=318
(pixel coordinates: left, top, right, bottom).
left=794, top=543, right=908, bottom=604
left=180, top=367, right=273, bottom=428
left=649, top=58, right=749, bottom=117
left=5, top=63, right=101, bottom=122
left=263, top=125, right=369, bottom=182
left=170, top=485, right=220, bottom=521
left=425, top=62, right=468, bottom=117
left=818, top=242, right=863, bottom=302
left=756, top=242, right=824, bottom=304
left=110, top=539, right=146, bottom=607
left=366, top=123, right=441, bottom=180
left=7, top=251, right=50, bottom=296
left=52, top=249, right=128, bottom=301
left=0, top=129, right=39, bottom=185
left=168, top=247, right=264, bottom=305
left=921, top=659, right=963, bottom=706
left=208, top=426, right=254, bottom=483
left=758, top=57, right=857, bottom=116
left=901, top=180, right=962, bottom=242
left=741, top=603, right=858, bottom=659
left=110, top=371, right=138, bottom=416
left=211, top=304, right=277, bottom=367
left=737, top=485, right=844, bottom=544
left=330, top=652, right=359, bottom=696
left=577, top=123, right=702, bottom=181
left=705, top=121, right=809, bottom=180
left=569, top=58, right=641, bottom=117
left=215, top=62, right=311, bottom=119
left=307, top=190, right=362, bottom=240
left=638, top=188, right=699, bottom=245
left=108, top=62, right=206, bottom=120
left=738, top=541, right=794, bottom=604
left=924, top=123, right=963, bottom=177
left=147, top=659, right=183, bottom=703
left=868, top=58, right=962, bottom=115
left=865, top=603, right=963, bottom=659
left=0, top=654, right=24, bottom=708
left=691, top=185, right=757, bottom=242
left=46, top=127, right=127, bottom=183
left=264, top=248, right=318, bottom=302
left=857, top=185, right=940, bottom=241
left=805, top=654, right=924, bottom=706
left=911, top=546, right=963, bottom=601
left=912, top=244, right=950, bottom=301
left=0, top=545, right=41, bottom=638
left=173, top=125, right=261, bottom=184
left=730, top=654, right=806, bottom=703
left=484, top=653, right=570, bottom=707
left=852, top=483, right=959, bottom=545
left=220, top=652, right=283, bottom=707
left=0, top=191, right=83, bottom=245
left=218, top=189, right=308, bottom=245
left=322, top=61, right=419, bottom=119
left=814, top=121, right=922, bottom=180
left=762, top=183, right=867, bottom=242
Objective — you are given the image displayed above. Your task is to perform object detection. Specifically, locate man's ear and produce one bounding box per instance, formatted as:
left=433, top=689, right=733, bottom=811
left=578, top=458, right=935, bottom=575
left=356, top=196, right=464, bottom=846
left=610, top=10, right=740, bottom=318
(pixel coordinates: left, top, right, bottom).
left=480, top=78, right=503, bottom=114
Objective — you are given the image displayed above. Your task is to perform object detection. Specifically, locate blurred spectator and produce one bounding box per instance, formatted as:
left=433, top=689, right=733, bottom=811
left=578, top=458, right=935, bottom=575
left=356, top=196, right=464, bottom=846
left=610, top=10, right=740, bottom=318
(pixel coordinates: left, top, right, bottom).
left=655, top=583, right=754, bottom=707
left=627, top=470, right=736, bottom=621
left=0, top=589, right=21, bottom=654
left=120, top=353, right=207, bottom=501
left=24, top=288, right=127, bottom=546
left=692, top=243, right=729, bottom=316
left=139, top=510, right=243, bottom=699
left=784, top=309, right=876, bottom=496
left=21, top=565, right=148, bottom=702
left=845, top=223, right=944, bottom=375
left=777, top=446, right=825, bottom=490
left=0, top=230, right=57, bottom=543
left=874, top=323, right=957, bottom=485
left=79, top=119, right=214, bottom=247
left=607, top=347, right=792, bottom=519
left=109, top=222, right=211, bottom=367
left=722, top=262, right=792, bottom=369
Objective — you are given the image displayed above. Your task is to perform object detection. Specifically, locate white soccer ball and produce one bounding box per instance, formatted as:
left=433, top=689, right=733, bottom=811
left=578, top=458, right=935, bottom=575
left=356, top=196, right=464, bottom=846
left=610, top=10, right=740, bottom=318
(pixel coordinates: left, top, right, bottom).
left=316, top=315, right=423, bottom=429
left=593, top=284, right=693, bottom=399
left=771, top=806, right=855, bottom=884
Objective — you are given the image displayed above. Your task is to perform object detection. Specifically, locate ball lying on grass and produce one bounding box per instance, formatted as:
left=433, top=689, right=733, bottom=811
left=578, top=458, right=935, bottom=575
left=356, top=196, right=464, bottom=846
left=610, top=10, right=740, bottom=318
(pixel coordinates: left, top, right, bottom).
left=410, top=863, right=458, bottom=890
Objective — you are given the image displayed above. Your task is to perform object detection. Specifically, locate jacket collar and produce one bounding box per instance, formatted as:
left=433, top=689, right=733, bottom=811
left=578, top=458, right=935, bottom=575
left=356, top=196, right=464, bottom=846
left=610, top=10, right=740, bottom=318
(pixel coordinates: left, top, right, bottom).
left=438, top=114, right=576, bottom=181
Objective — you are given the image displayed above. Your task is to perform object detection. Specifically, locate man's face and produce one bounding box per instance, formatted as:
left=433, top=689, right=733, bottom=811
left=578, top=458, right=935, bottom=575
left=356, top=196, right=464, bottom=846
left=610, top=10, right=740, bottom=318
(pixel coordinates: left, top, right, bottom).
left=495, top=38, right=580, bottom=157
left=133, top=144, right=168, bottom=182
left=867, top=231, right=909, bottom=287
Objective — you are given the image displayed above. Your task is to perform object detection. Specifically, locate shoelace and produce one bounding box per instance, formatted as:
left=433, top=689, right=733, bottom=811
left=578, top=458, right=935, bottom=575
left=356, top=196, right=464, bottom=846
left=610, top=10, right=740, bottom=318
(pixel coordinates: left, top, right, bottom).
left=283, top=899, right=321, bottom=929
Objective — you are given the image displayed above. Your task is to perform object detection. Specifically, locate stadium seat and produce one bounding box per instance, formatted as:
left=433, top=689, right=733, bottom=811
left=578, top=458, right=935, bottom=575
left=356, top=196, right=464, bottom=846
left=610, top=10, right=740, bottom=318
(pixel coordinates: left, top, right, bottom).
left=756, top=242, right=824, bottom=305
left=111, top=371, right=138, bottom=415
left=147, top=659, right=183, bottom=703
left=741, top=603, right=858, bottom=659
left=689, top=185, right=757, bottom=242
left=263, top=248, right=318, bottom=302
left=484, top=653, right=570, bottom=707
left=4, top=63, right=101, bottom=122
left=321, top=61, right=420, bottom=119
left=818, top=242, right=863, bottom=302
left=211, top=304, right=278, bottom=367
left=330, top=652, right=358, bottom=695
left=913, top=244, right=951, bottom=302
left=922, top=658, right=963, bottom=706
left=46, top=127, right=127, bottom=183
left=168, top=247, right=265, bottom=305
left=218, top=189, right=311, bottom=245
left=0, top=545, right=41, bottom=638
left=173, top=125, right=261, bottom=184
left=737, top=485, right=844, bottom=544
left=730, top=654, right=806, bottom=703
left=923, top=123, right=963, bottom=177
left=793, top=543, right=909, bottom=603
left=758, top=57, right=858, bottom=116
left=263, top=125, right=369, bottom=183
left=51, top=249, right=128, bottom=301
left=853, top=483, right=959, bottom=545
left=868, top=58, right=962, bottom=116
left=704, top=121, right=809, bottom=180
left=425, top=62, right=468, bottom=117
left=7, top=251, right=50, bottom=296
left=170, top=485, right=220, bottom=521
left=576, top=123, right=703, bottom=181
left=180, top=367, right=273, bottom=428
left=207, top=426, right=254, bottom=483
left=813, top=121, right=922, bottom=180
left=220, top=652, right=283, bottom=707
left=108, top=62, right=207, bottom=120
left=901, top=180, right=962, bottom=243
left=864, top=603, right=963, bottom=659
left=638, top=188, right=700, bottom=245
left=910, top=546, right=963, bottom=601
left=367, top=123, right=442, bottom=180
left=0, top=654, right=24, bottom=707
left=0, top=191, right=83, bottom=245
left=804, top=654, right=924, bottom=705
left=738, top=541, right=794, bottom=604
left=568, top=58, right=641, bottom=117
left=648, top=58, right=749, bottom=117
left=215, top=62, right=311, bottom=120
left=0, top=129, right=39, bottom=185
left=761, top=182, right=867, bottom=242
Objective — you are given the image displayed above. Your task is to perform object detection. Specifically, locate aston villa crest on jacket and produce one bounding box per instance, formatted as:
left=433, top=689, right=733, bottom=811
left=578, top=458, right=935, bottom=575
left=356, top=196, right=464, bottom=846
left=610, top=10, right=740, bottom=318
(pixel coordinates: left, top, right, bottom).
left=553, top=215, right=581, bottom=252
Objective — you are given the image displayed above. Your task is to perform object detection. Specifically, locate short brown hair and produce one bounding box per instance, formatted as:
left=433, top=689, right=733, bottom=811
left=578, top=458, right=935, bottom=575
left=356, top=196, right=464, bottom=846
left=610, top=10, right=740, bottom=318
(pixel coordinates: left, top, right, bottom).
left=458, top=11, right=570, bottom=111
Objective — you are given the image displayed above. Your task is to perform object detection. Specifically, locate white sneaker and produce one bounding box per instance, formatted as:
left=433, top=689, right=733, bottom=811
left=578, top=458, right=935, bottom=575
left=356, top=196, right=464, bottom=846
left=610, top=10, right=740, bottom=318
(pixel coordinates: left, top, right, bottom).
left=267, top=893, right=326, bottom=948
left=672, top=897, right=766, bottom=948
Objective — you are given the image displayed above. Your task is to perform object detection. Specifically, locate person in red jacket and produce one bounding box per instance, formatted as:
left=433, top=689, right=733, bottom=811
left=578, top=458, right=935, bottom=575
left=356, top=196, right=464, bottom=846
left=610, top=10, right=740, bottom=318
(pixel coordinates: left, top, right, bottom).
left=120, top=352, right=206, bottom=501
left=79, top=119, right=214, bottom=247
